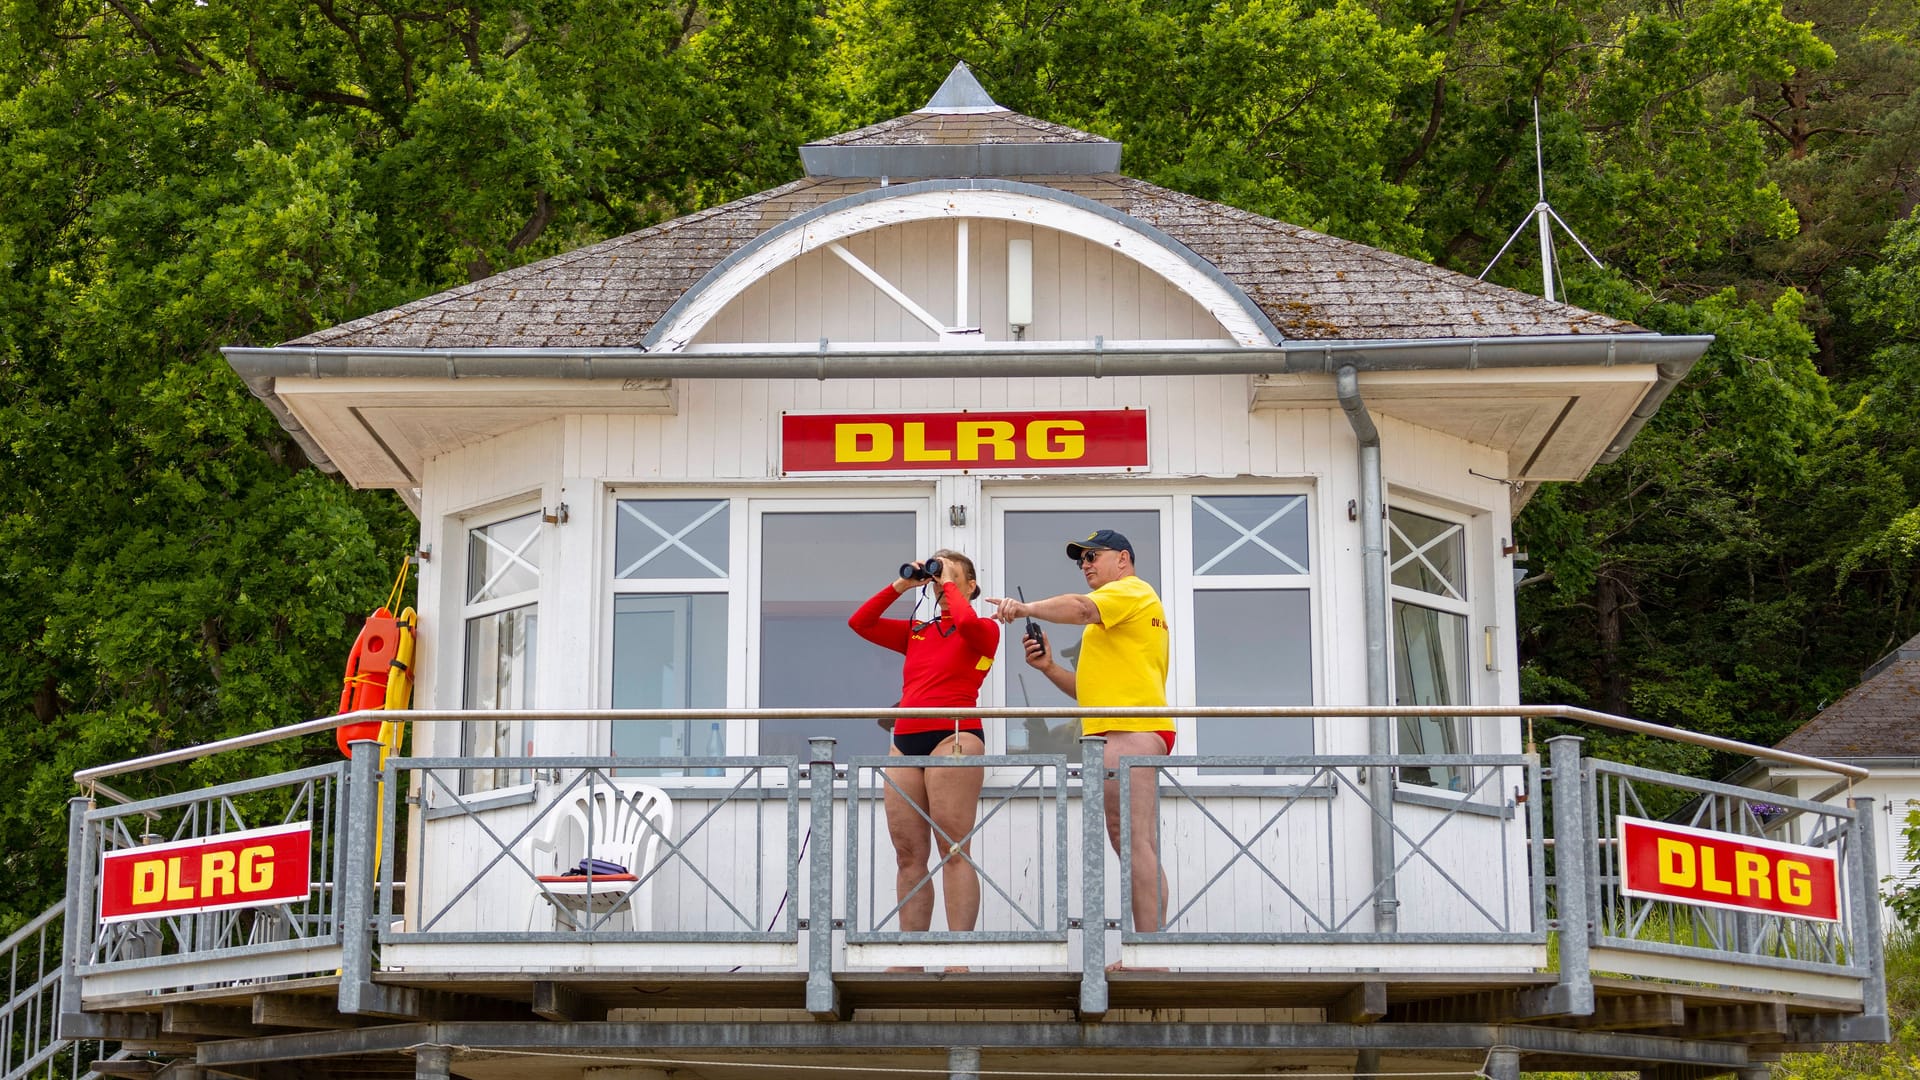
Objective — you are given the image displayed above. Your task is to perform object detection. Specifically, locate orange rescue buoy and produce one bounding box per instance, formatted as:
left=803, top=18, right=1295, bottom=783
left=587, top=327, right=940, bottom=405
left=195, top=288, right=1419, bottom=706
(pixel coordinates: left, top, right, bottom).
left=337, top=607, right=400, bottom=757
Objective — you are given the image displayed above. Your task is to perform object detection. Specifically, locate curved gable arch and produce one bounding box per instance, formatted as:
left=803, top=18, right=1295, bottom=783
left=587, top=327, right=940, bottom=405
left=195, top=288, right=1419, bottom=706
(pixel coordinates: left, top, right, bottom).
left=645, top=180, right=1284, bottom=351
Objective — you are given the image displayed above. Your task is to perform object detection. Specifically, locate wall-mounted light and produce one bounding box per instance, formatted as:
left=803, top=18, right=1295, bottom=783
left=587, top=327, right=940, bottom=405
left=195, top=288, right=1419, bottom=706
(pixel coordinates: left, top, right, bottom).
left=1484, top=625, right=1499, bottom=671
left=1007, top=237, right=1033, bottom=337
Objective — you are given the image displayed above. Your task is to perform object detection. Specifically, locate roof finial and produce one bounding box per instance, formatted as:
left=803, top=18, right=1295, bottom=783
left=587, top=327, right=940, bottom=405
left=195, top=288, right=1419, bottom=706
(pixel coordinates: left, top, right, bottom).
left=922, top=61, right=1005, bottom=113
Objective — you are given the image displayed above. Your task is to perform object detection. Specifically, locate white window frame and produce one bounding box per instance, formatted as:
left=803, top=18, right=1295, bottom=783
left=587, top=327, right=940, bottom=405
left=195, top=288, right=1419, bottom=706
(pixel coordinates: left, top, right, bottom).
left=605, top=494, right=743, bottom=774
left=1177, top=488, right=1321, bottom=775
left=599, top=486, right=935, bottom=781
left=984, top=483, right=1324, bottom=782
left=1386, top=497, right=1478, bottom=798
left=744, top=494, right=934, bottom=757
left=456, top=501, right=546, bottom=798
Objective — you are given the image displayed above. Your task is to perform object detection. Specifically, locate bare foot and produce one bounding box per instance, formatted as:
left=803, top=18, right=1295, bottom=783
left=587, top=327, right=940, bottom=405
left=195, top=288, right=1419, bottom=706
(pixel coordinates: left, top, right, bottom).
left=885, top=965, right=925, bottom=973
left=943, top=965, right=971, bottom=973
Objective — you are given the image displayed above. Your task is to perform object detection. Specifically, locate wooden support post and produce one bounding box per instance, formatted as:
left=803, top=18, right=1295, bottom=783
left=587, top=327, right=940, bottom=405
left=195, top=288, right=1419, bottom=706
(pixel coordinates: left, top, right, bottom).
left=1329, top=982, right=1388, bottom=1024
left=251, top=993, right=358, bottom=1030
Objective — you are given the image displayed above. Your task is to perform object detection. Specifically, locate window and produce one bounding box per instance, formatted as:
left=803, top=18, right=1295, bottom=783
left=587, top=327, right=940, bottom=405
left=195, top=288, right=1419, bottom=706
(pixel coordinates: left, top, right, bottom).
left=1389, top=507, right=1470, bottom=790
left=1190, top=495, right=1314, bottom=768
left=611, top=500, right=732, bottom=775
left=999, top=507, right=1163, bottom=764
left=462, top=510, right=541, bottom=793
left=755, top=508, right=919, bottom=759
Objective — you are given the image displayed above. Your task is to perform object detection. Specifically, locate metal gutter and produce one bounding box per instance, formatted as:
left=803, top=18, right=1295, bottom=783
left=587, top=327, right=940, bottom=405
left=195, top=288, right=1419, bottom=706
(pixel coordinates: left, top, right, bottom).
left=223, top=333, right=1712, bottom=479
left=223, top=335, right=1713, bottom=382
left=1335, top=365, right=1398, bottom=934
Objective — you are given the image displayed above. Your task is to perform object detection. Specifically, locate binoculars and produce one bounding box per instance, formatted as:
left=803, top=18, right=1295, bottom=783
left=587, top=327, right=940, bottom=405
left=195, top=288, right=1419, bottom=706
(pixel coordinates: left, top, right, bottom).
left=899, top=557, right=945, bottom=580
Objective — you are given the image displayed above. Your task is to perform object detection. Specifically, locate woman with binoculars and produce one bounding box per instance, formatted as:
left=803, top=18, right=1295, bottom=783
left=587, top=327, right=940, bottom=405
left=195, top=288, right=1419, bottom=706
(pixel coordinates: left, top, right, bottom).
left=848, top=550, right=999, bottom=953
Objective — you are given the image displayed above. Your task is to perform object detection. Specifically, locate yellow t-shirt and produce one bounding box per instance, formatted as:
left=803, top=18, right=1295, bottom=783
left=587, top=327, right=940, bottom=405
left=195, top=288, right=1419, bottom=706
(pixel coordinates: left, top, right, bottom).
left=1076, top=574, right=1170, bottom=734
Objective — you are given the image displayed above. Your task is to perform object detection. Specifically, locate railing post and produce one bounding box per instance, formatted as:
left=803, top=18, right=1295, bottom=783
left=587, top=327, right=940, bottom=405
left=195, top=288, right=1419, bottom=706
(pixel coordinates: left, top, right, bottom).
left=1545, top=735, right=1593, bottom=1017
left=1848, top=796, right=1888, bottom=1038
left=1079, top=735, right=1108, bottom=1019
left=805, top=736, right=841, bottom=1020
left=57, top=796, right=94, bottom=1035
left=338, top=741, right=383, bottom=1016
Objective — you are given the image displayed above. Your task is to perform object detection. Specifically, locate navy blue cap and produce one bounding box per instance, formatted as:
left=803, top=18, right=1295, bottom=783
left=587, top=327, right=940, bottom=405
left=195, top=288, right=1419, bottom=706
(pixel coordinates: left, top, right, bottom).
left=1066, top=529, right=1134, bottom=562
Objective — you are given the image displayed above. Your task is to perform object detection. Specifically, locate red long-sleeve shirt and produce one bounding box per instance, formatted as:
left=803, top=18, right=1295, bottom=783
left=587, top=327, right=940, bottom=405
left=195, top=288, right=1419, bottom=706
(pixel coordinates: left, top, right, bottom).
left=848, top=581, right=1000, bottom=736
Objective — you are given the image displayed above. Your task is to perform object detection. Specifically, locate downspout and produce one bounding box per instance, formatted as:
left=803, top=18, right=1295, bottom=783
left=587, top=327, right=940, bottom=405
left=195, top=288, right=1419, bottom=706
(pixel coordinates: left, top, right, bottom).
left=1335, top=365, right=1397, bottom=935
left=1594, top=360, right=1691, bottom=464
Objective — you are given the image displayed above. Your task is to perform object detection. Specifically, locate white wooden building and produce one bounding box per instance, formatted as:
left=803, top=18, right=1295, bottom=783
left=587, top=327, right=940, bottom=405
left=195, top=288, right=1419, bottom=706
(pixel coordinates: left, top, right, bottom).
left=38, top=64, right=1892, bottom=1080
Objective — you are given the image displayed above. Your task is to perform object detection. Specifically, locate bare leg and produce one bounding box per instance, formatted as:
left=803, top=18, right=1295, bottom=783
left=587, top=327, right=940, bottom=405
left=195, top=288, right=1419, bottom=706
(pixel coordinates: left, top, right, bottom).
left=924, top=731, right=986, bottom=935
left=883, top=753, right=935, bottom=941
left=1101, top=731, right=1169, bottom=935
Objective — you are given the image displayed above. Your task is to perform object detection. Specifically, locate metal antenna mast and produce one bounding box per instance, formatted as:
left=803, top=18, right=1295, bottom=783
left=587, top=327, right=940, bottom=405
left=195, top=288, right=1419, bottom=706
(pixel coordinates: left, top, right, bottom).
left=1479, top=98, right=1603, bottom=302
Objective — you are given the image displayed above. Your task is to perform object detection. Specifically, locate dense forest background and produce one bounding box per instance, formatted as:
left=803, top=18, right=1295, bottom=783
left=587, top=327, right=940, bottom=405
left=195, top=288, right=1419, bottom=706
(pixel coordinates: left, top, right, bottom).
left=1, top=0, right=1916, bottom=942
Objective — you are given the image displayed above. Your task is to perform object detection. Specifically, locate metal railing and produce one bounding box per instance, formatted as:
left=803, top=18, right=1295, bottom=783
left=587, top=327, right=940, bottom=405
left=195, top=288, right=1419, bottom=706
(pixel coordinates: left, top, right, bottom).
left=45, top=706, right=1885, bottom=1035
left=1, top=906, right=108, bottom=1080
left=1119, top=754, right=1545, bottom=943
left=1582, top=755, right=1882, bottom=985
left=379, top=756, right=802, bottom=949
left=845, top=755, right=1071, bottom=947
left=65, top=764, right=347, bottom=998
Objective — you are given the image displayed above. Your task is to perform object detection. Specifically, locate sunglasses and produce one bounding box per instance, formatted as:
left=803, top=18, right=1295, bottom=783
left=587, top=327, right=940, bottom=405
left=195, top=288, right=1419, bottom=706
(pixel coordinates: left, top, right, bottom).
left=1078, top=549, right=1110, bottom=565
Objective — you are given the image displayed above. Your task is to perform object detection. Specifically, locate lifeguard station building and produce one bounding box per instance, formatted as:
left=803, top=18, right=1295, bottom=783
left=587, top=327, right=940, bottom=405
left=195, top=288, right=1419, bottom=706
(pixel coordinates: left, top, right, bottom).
left=18, top=65, right=1890, bottom=1080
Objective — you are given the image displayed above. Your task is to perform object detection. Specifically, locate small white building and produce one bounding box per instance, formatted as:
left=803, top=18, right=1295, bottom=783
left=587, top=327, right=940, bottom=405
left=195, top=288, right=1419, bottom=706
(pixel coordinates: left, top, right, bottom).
left=1738, top=631, right=1920, bottom=911
left=40, top=65, right=1891, bottom=1080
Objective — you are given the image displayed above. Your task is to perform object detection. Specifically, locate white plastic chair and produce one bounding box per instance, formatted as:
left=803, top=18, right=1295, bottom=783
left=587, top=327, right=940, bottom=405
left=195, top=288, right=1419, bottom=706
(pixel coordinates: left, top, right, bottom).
left=530, top=779, right=673, bottom=931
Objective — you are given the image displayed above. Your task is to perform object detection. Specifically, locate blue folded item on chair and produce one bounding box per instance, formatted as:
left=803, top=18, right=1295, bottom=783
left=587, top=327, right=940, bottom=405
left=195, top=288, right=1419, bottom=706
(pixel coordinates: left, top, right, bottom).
left=569, top=857, right=629, bottom=876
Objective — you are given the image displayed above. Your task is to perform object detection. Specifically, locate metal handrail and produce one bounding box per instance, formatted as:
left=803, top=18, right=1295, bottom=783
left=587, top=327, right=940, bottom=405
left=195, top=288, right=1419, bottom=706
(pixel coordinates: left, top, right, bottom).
left=72, top=704, right=1868, bottom=800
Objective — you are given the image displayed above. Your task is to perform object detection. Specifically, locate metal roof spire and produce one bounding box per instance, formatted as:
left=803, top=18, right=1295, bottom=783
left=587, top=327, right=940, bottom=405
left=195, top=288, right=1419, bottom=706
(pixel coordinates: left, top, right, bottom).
left=922, top=62, right=1005, bottom=114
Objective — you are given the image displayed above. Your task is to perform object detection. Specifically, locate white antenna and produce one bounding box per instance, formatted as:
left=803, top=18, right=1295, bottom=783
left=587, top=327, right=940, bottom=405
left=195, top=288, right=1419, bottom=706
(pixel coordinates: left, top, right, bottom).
left=1479, top=98, right=1603, bottom=302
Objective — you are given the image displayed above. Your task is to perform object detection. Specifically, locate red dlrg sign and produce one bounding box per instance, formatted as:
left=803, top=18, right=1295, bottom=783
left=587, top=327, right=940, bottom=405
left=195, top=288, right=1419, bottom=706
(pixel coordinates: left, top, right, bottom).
left=1618, top=816, right=1839, bottom=923
left=782, top=409, right=1148, bottom=473
left=99, top=823, right=313, bottom=924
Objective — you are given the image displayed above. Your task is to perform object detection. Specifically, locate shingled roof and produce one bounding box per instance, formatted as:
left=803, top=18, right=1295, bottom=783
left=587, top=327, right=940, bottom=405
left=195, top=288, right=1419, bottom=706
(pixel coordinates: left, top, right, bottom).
left=1776, top=633, right=1920, bottom=759
left=285, top=65, right=1639, bottom=351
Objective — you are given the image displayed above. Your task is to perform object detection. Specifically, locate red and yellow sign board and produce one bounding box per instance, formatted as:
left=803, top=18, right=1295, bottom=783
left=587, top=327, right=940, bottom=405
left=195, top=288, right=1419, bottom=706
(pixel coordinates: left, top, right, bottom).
left=1618, top=816, right=1839, bottom=923
left=782, top=409, right=1148, bottom=473
left=99, top=823, right=312, bottom=924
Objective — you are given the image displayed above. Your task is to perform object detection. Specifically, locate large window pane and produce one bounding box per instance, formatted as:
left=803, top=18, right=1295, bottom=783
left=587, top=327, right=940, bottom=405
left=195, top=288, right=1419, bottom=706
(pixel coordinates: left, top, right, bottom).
left=467, top=512, right=541, bottom=603
left=615, top=499, right=729, bottom=579
left=1193, top=590, right=1312, bottom=768
left=758, top=511, right=916, bottom=759
left=463, top=605, right=536, bottom=792
left=1001, top=509, right=1161, bottom=763
left=1193, top=495, right=1309, bottom=575
left=1389, top=509, right=1464, bottom=600
left=1393, top=600, right=1468, bottom=790
left=613, top=594, right=728, bottom=775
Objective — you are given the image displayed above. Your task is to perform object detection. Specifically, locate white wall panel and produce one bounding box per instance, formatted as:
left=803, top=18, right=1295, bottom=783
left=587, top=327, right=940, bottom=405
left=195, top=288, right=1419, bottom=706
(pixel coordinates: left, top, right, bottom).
left=691, top=220, right=1226, bottom=346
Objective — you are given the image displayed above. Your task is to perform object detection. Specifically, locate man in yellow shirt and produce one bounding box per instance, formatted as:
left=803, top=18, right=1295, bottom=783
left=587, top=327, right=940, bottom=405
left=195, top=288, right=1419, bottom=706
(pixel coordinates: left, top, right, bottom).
left=986, top=529, right=1170, bottom=935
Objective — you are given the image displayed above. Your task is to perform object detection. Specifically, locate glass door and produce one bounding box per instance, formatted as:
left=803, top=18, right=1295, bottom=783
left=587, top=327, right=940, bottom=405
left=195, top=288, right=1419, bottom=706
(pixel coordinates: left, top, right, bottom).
left=990, top=498, right=1168, bottom=763
left=749, top=499, right=931, bottom=758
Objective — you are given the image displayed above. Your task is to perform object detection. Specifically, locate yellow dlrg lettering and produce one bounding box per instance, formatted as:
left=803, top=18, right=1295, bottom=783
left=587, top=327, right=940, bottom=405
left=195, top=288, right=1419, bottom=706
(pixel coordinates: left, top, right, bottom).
left=165, top=857, right=193, bottom=902
left=1699, top=847, right=1734, bottom=895
left=201, top=851, right=237, bottom=898
left=131, top=860, right=166, bottom=905
left=956, top=420, right=1016, bottom=462
left=1656, top=838, right=1696, bottom=888
left=1734, top=851, right=1772, bottom=899
left=834, top=423, right=892, bottom=463
left=901, top=423, right=951, bottom=462
left=239, top=846, right=275, bottom=894
left=1778, top=860, right=1812, bottom=906
left=1027, top=420, right=1085, bottom=460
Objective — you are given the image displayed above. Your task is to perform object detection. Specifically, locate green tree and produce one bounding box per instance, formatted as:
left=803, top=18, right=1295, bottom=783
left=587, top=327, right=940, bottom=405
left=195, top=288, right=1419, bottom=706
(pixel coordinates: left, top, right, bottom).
left=0, top=0, right=829, bottom=931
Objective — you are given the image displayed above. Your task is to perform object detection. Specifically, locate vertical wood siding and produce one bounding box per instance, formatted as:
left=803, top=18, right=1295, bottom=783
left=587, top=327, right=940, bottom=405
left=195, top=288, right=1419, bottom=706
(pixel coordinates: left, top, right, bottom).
left=690, top=220, right=1226, bottom=346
